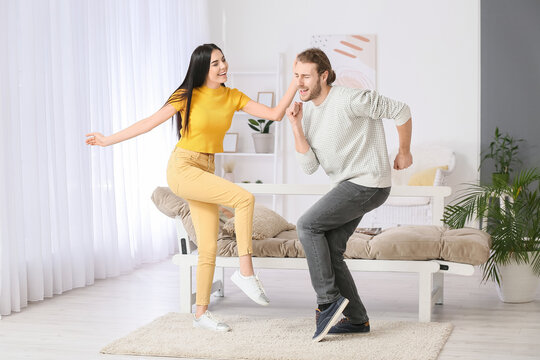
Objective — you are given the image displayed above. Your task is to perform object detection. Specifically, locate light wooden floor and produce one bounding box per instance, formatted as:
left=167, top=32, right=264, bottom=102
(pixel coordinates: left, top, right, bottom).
left=0, top=259, right=539, bottom=360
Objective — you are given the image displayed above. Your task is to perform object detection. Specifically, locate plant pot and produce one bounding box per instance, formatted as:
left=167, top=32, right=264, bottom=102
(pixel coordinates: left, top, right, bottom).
left=492, top=173, right=509, bottom=186
left=496, top=252, right=540, bottom=303
left=252, top=133, right=274, bottom=154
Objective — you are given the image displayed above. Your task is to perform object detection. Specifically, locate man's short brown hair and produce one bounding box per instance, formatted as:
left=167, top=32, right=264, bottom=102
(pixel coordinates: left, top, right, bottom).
left=296, top=48, right=336, bottom=85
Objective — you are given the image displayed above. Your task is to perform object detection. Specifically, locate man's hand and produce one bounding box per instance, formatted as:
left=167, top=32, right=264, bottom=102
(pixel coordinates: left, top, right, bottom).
left=286, top=101, right=310, bottom=154
left=286, top=101, right=303, bottom=127
left=393, top=151, right=413, bottom=170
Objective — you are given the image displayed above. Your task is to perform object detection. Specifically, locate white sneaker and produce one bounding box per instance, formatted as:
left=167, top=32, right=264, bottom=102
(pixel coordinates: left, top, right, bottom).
left=231, top=270, right=270, bottom=306
left=193, top=311, right=231, bottom=332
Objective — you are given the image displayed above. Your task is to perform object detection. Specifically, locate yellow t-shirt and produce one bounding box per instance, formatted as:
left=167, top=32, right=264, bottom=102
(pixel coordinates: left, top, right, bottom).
left=169, top=85, right=250, bottom=153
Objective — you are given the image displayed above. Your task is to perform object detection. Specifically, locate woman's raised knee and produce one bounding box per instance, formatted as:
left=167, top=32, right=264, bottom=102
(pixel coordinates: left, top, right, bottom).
left=236, top=190, right=254, bottom=208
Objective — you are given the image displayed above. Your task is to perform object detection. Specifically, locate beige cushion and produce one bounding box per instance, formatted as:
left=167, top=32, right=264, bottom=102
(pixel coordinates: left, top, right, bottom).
left=368, top=226, right=443, bottom=260
left=151, top=187, right=197, bottom=244
left=344, top=233, right=372, bottom=259
left=217, top=225, right=491, bottom=265
left=151, top=186, right=491, bottom=265
left=151, top=186, right=189, bottom=218
left=440, top=228, right=493, bottom=265
left=223, top=204, right=296, bottom=240
left=217, top=230, right=304, bottom=258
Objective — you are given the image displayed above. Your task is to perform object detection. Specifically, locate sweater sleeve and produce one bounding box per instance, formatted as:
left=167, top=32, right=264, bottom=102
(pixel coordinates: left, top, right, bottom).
left=349, top=89, right=411, bottom=126
left=295, top=147, right=320, bottom=175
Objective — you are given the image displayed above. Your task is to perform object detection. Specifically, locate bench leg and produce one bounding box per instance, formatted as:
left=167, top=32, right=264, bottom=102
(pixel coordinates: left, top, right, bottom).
left=433, top=273, right=444, bottom=305
left=418, top=272, right=433, bottom=322
left=179, top=263, right=193, bottom=313
left=214, top=266, right=224, bottom=297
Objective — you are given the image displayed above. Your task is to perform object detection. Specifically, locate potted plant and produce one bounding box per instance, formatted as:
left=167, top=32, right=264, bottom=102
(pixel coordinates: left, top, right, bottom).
left=248, top=118, right=274, bottom=153
left=480, top=127, right=523, bottom=185
left=443, top=168, right=540, bottom=303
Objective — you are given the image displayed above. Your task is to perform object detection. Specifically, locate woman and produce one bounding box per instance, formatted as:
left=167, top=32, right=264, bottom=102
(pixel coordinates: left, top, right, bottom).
left=86, top=43, right=297, bottom=332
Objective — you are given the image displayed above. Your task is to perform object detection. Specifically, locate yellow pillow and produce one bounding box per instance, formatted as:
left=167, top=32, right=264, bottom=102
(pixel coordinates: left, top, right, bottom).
left=408, top=166, right=448, bottom=186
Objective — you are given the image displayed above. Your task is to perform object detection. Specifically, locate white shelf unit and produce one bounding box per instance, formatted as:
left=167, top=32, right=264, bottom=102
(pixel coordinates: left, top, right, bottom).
left=215, top=54, right=286, bottom=211
left=217, top=153, right=275, bottom=157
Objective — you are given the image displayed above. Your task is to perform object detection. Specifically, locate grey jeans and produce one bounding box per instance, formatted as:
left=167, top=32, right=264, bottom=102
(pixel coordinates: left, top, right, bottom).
left=297, top=181, right=390, bottom=323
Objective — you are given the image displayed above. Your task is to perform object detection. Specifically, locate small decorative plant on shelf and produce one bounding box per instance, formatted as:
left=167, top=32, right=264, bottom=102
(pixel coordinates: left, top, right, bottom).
left=480, top=127, right=523, bottom=185
left=248, top=118, right=274, bottom=154
left=443, top=168, right=540, bottom=303
left=248, top=118, right=274, bottom=134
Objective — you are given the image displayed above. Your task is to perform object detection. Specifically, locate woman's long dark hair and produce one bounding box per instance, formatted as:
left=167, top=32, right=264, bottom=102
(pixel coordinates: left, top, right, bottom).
left=166, top=43, right=225, bottom=139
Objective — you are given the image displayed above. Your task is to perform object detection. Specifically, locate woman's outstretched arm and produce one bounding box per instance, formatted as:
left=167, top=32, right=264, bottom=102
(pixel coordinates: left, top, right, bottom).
left=241, top=78, right=297, bottom=121
left=86, top=104, right=178, bottom=146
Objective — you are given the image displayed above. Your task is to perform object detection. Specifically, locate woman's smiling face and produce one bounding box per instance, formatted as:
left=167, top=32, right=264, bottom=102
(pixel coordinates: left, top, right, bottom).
left=205, top=49, right=228, bottom=88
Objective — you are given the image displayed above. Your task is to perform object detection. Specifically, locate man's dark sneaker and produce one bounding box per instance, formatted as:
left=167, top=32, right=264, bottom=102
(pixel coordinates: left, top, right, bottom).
left=312, top=296, right=349, bottom=342
left=328, top=317, right=370, bottom=334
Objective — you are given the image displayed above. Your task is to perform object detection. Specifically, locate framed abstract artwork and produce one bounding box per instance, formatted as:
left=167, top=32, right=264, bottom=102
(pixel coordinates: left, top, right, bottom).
left=311, top=34, right=377, bottom=90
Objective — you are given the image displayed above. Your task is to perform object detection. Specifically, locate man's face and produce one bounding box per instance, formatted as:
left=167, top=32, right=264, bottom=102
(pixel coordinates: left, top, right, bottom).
left=294, top=61, right=323, bottom=102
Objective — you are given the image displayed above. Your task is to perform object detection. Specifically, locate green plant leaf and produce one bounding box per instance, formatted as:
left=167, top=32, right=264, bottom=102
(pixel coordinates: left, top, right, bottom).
left=479, top=127, right=523, bottom=177
left=248, top=119, right=260, bottom=127
left=248, top=124, right=260, bottom=132
left=443, top=167, right=540, bottom=283
left=262, top=120, right=274, bottom=133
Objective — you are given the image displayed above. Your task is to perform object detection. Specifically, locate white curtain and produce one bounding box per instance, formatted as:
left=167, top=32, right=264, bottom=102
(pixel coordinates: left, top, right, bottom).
left=0, top=0, right=209, bottom=316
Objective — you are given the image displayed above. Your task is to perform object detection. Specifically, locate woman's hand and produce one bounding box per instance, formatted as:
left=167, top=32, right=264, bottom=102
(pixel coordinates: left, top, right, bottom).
left=85, top=132, right=111, bottom=147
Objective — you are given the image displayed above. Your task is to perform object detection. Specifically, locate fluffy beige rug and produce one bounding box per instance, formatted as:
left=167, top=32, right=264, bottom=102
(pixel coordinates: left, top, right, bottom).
left=101, top=313, right=453, bottom=360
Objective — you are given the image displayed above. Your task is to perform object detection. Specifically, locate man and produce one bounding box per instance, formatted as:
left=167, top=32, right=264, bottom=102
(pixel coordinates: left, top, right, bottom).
left=286, top=48, right=412, bottom=342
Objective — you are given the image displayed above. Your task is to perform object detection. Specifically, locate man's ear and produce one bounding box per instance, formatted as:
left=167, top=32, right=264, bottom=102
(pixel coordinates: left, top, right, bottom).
left=320, top=70, right=328, bottom=84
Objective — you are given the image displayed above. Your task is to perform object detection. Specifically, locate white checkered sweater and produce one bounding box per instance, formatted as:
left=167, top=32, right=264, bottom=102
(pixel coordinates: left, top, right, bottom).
left=296, top=86, right=411, bottom=188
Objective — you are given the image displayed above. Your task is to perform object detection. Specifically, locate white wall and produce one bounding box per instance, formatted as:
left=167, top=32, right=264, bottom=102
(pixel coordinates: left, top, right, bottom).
left=208, top=0, right=481, bottom=221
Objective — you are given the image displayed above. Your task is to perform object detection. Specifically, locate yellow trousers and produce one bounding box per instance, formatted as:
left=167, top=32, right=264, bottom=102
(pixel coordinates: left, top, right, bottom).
left=166, top=147, right=254, bottom=305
